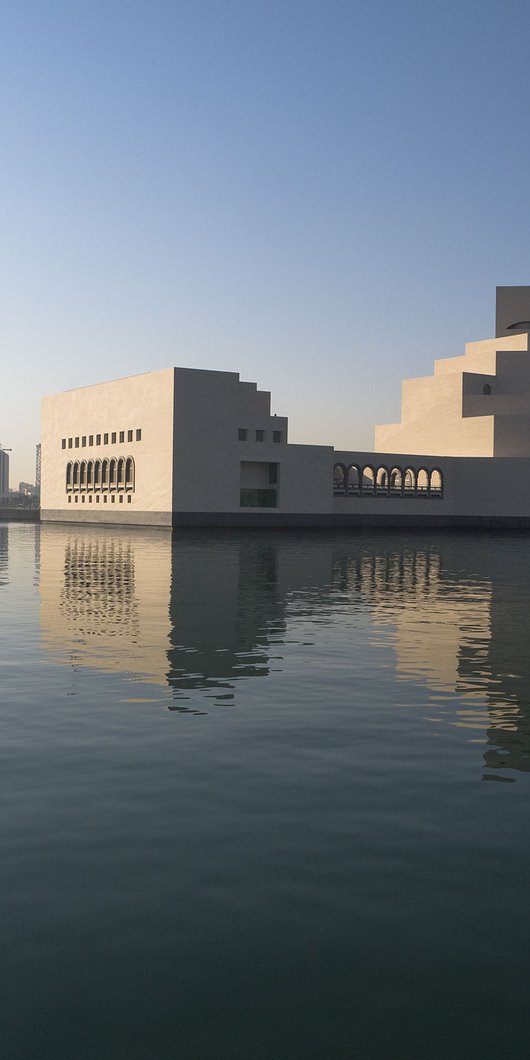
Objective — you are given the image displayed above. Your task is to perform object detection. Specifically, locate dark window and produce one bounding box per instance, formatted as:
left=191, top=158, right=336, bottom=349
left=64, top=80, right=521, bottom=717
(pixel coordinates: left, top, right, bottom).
left=483, top=383, right=491, bottom=395
left=273, top=431, right=282, bottom=443
left=96, top=434, right=101, bottom=445
left=269, top=463, right=278, bottom=485
left=89, top=435, right=94, bottom=446
left=240, top=488, right=277, bottom=508
left=127, top=430, right=133, bottom=442
left=68, top=438, right=72, bottom=448
left=238, top=429, right=247, bottom=441
left=61, top=439, right=66, bottom=449
left=75, top=437, right=79, bottom=448
left=104, top=433, right=108, bottom=445
left=119, top=431, right=125, bottom=443
left=136, top=429, right=142, bottom=441
left=81, top=436, right=86, bottom=447
left=111, top=432, right=116, bottom=444
left=256, top=429, right=264, bottom=442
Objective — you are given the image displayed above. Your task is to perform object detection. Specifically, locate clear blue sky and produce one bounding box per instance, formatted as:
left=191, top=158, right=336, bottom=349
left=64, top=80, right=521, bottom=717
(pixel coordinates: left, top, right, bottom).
left=2, top=0, right=530, bottom=484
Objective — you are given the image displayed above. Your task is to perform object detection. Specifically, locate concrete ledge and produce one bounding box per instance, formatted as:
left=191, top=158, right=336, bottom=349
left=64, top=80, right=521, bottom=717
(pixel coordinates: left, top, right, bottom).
left=40, top=509, right=172, bottom=527
left=172, top=511, right=530, bottom=530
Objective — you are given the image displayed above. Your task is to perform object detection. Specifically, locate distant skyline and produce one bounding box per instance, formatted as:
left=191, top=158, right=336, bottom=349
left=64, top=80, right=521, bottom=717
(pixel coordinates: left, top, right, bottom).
left=2, top=0, right=530, bottom=484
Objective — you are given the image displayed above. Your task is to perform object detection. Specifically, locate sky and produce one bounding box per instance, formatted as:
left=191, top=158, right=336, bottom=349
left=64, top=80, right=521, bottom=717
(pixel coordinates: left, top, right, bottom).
left=2, top=0, right=530, bottom=485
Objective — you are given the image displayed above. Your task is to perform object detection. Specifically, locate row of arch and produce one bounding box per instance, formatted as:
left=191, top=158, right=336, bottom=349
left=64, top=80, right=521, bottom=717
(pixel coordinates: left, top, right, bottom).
left=66, top=458, right=135, bottom=493
left=333, top=463, right=443, bottom=498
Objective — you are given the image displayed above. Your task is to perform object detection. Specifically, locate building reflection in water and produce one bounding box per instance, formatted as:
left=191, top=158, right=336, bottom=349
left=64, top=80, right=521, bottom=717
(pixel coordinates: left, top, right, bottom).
left=0, top=525, right=8, bottom=588
left=39, top=524, right=530, bottom=776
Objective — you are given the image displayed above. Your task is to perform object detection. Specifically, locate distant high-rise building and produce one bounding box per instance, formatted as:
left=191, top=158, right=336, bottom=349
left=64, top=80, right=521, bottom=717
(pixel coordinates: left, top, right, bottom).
left=35, top=443, right=41, bottom=493
left=0, top=449, right=9, bottom=497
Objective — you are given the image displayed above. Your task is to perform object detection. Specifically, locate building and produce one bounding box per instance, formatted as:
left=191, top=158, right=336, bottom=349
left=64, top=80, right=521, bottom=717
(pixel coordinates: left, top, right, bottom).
left=0, top=448, right=9, bottom=498
left=40, top=286, right=530, bottom=528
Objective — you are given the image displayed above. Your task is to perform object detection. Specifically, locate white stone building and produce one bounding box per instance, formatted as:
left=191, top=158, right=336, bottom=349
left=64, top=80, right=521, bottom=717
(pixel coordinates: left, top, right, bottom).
left=40, top=286, right=530, bottom=528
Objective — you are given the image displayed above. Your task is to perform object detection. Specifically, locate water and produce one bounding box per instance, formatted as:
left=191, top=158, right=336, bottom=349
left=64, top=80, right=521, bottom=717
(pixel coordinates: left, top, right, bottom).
left=2, top=521, right=530, bottom=1059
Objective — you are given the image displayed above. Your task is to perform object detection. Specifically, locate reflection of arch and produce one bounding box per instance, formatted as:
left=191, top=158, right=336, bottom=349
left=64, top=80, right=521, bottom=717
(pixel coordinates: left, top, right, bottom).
left=361, top=465, right=375, bottom=494
left=390, top=466, right=403, bottom=493
left=417, top=468, right=429, bottom=493
left=72, top=462, right=79, bottom=490
left=333, top=463, right=346, bottom=494
left=376, top=466, right=389, bottom=494
left=125, top=457, right=135, bottom=490
left=66, top=463, right=72, bottom=490
left=404, top=467, right=416, bottom=492
left=101, top=459, right=109, bottom=490
left=347, top=464, right=360, bottom=495
left=117, top=457, right=125, bottom=490
left=109, top=459, right=117, bottom=490
left=430, top=468, right=443, bottom=495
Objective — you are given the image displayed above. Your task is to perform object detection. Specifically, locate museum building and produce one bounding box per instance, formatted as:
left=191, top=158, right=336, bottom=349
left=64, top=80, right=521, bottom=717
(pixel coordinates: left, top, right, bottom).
left=40, top=286, right=530, bottom=528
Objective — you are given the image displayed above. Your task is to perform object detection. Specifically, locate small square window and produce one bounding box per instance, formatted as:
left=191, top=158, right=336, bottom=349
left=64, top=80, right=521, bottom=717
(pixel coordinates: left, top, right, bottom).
left=136, top=429, right=142, bottom=441
left=238, top=429, right=247, bottom=441
left=96, top=434, right=101, bottom=445
left=256, top=429, right=264, bottom=442
left=75, top=437, right=79, bottom=448
left=111, top=432, right=116, bottom=444
left=111, top=495, right=115, bottom=503
left=89, top=495, right=92, bottom=503
left=127, top=495, right=131, bottom=503
left=89, top=435, right=94, bottom=446
left=96, top=496, right=100, bottom=503
left=127, top=430, right=133, bottom=442
left=103, top=433, right=108, bottom=445
left=75, top=496, right=78, bottom=503
left=68, top=496, right=71, bottom=503
left=61, top=439, right=66, bottom=450
left=82, top=436, right=86, bottom=447
left=119, top=495, right=123, bottom=503
left=104, top=496, right=107, bottom=503
left=82, top=496, right=85, bottom=503
left=68, top=438, right=73, bottom=448
left=119, top=431, right=124, bottom=443
left=273, top=431, right=282, bottom=443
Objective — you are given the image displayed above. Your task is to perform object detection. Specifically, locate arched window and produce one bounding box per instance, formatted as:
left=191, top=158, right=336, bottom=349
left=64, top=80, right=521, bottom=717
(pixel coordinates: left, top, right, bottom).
left=87, top=461, right=94, bottom=489
left=101, top=459, right=109, bottom=489
left=404, top=468, right=416, bottom=492
left=117, top=458, right=125, bottom=489
left=390, top=467, right=403, bottom=493
left=417, top=468, right=429, bottom=493
left=361, top=465, right=375, bottom=494
left=109, top=458, right=117, bottom=489
left=333, top=463, right=346, bottom=494
left=79, top=461, right=87, bottom=489
left=430, top=469, right=443, bottom=495
left=66, top=463, right=72, bottom=491
left=125, top=457, right=135, bottom=490
left=483, top=383, right=491, bottom=395
left=94, top=460, right=101, bottom=488
left=72, top=462, right=79, bottom=489
left=347, top=464, right=360, bottom=495
left=376, top=466, right=389, bottom=494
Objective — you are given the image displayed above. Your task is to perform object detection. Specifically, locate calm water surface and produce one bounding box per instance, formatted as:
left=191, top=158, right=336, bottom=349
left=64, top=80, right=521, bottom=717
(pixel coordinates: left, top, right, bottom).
left=2, top=521, right=530, bottom=1058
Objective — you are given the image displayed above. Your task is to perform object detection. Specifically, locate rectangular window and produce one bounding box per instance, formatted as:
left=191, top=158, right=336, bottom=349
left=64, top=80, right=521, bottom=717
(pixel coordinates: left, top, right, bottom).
left=136, top=429, right=142, bottom=441
left=127, top=495, right=131, bottom=503
left=89, top=435, right=94, bottom=446
left=111, top=432, right=116, bottom=444
left=104, top=433, right=109, bottom=445
left=238, top=428, right=247, bottom=441
left=240, top=488, right=277, bottom=508
left=273, top=431, right=282, bottom=443
left=269, top=463, right=278, bottom=485
left=81, top=436, right=86, bottom=447
left=256, top=430, right=264, bottom=442
left=96, top=434, right=101, bottom=445
left=96, top=496, right=100, bottom=503
left=127, top=429, right=133, bottom=442
left=75, top=437, right=79, bottom=448
left=68, top=438, right=73, bottom=448
left=61, top=439, right=66, bottom=450
left=68, top=496, right=71, bottom=503
left=119, top=431, right=124, bottom=443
